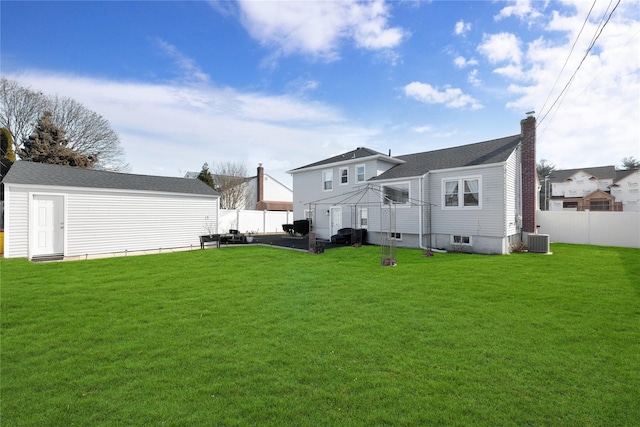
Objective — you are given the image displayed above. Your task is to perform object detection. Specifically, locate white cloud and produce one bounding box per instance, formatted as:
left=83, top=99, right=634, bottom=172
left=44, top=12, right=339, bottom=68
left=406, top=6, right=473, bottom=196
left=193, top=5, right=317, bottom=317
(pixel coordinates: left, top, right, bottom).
left=477, top=32, right=522, bottom=64
left=411, top=125, right=431, bottom=133
left=156, top=39, right=210, bottom=84
left=7, top=71, right=380, bottom=185
left=467, top=69, right=482, bottom=86
left=500, top=1, right=640, bottom=169
left=234, top=0, right=406, bottom=61
left=454, top=56, right=479, bottom=68
left=494, top=0, right=543, bottom=21
left=454, top=20, right=471, bottom=36
left=404, top=82, right=483, bottom=110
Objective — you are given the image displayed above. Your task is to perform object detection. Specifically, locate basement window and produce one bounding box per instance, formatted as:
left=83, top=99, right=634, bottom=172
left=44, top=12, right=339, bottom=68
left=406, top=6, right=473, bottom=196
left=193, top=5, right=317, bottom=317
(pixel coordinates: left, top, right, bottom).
left=452, top=235, right=472, bottom=246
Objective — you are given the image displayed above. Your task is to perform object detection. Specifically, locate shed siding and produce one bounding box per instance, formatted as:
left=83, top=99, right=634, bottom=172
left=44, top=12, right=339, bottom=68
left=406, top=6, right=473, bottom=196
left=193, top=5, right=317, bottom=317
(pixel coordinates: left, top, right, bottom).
left=4, top=185, right=218, bottom=258
left=4, top=189, right=30, bottom=258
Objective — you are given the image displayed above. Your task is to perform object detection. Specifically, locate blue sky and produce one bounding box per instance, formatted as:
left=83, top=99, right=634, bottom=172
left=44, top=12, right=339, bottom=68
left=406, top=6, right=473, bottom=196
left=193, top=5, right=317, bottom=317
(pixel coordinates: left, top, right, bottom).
left=2, top=0, right=639, bottom=186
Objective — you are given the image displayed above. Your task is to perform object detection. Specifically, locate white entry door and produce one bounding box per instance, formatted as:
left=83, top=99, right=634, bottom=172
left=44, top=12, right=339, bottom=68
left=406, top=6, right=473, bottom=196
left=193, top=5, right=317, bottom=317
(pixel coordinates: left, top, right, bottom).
left=330, top=206, right=342, bottom=236
left=32, top=195, right=64, bottom=257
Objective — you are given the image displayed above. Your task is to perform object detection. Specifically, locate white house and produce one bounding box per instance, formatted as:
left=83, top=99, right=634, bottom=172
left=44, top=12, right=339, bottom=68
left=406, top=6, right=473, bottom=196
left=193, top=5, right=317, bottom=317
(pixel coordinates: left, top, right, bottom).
left=185, top=164, right=292, bottom=211
left=547, top=166, right=639, bottom=211
left=1, top=161, right=219, bottom=260
left=609, top=169, right=640, bottom=212
left=288, top=117, right=538, bottom=255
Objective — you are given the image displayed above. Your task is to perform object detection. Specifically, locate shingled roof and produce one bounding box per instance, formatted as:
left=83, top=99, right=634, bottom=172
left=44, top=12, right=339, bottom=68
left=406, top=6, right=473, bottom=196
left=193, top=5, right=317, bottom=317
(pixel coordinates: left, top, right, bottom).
left=289, top=147, right=402, bottom=172
left=547, top=165, right=617, bottom=183
left=370, top=134, right=522, bottom=181
left=2, top=161, right=219, bottom=196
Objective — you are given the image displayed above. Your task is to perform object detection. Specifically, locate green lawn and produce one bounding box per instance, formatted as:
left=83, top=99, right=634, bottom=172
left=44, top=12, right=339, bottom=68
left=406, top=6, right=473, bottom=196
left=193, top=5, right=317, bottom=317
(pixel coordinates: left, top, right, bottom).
left=1, top=244, right=639, bottom=426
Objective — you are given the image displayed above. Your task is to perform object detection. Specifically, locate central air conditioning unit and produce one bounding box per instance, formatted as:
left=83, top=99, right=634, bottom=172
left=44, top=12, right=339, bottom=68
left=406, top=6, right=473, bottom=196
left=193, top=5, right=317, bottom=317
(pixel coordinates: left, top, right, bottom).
left=528, top=234, right=550, bottom=253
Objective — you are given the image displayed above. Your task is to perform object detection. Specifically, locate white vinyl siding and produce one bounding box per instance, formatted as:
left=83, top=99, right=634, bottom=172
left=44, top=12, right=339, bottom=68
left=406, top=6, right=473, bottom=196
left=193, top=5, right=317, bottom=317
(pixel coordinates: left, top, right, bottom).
left=3, top=189, right=30, bottom=258
left=504, top=150, right=519, bottom=235
left=3, top=185, right=218, bottom=259
left=431, top=166, right=506, bottom=237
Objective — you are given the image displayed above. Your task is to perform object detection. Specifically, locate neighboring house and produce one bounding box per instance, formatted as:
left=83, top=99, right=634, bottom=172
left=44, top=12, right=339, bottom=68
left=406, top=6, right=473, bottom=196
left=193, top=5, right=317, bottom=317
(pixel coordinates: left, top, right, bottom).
left=247, top=164, right=293, bottom=211
left=609, top=169, right=640, bottom=212
left=1, top=161, right=219, bottom=260
left=288, top=116, right=538, bottom=254
left=185, top=164, right=293, bottom=211
left=547, top=166, right=639, bottom=211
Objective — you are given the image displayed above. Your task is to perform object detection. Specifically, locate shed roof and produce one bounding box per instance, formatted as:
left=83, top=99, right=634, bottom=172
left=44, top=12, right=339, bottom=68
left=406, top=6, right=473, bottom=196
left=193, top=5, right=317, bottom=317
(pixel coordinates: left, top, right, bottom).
left=371, top=134, right=522, bottom=180
left=2, top=161, right=219, bottom=197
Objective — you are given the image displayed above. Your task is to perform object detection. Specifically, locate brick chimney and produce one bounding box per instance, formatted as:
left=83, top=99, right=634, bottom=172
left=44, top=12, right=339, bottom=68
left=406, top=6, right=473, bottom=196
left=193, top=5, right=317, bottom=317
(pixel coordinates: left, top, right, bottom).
left=257, top=163, right=264, bottom=204
left=521, top=115, right=537, bottom=233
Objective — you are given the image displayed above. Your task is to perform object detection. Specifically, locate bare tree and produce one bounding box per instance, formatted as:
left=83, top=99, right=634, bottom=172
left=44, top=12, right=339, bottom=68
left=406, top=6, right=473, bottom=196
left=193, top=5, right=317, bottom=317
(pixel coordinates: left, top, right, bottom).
left=0, top=78, right=128, bottom=171
left=47, top=95, right=127, bottom=171
left=212, top=161, right=249, bottom=209
left=0, top=78, right=46, bottom=153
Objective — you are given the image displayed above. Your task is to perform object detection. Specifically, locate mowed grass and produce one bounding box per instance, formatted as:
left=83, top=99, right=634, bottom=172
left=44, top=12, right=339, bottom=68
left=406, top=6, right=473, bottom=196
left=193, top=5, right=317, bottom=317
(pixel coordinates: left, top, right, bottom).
left=1, top=244, right=639, bottom=426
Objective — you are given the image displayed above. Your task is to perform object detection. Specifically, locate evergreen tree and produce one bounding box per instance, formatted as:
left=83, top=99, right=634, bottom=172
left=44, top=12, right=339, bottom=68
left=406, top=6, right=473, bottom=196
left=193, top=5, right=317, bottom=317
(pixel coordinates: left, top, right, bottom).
left=18, top=111, right=96, bottom=168
left=197, top=162, right=215, bottom=189
left=621, top=156, right=640, bottom=169
left=1, top=127, right=16, bottom=177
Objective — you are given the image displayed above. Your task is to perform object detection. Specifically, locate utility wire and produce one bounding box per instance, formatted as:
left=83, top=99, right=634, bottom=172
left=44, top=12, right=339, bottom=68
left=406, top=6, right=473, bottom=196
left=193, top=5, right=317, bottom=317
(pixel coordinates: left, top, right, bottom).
left=537, top=0, right=621, bottom=136
left=536, top=0, right=597, bottom=124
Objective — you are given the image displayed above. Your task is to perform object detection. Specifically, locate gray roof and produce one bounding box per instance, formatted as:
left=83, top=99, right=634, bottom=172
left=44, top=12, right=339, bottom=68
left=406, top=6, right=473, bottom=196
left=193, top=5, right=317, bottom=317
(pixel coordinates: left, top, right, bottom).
left=613, top=168, right=639, bottom=184
left=548, top=165, right=617, bottom=183
left=289, top=147, right=396, bottom=172
left=2, top=161, right=219, bottom=197
left=371, top=134, right=522, bottom=180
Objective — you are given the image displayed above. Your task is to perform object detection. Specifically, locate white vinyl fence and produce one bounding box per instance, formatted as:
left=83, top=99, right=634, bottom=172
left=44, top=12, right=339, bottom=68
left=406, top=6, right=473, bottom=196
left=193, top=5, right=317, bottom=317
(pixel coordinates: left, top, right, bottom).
left=218, top=209, right=293, bottom=234
left=537, top=211, right=640, bottom=248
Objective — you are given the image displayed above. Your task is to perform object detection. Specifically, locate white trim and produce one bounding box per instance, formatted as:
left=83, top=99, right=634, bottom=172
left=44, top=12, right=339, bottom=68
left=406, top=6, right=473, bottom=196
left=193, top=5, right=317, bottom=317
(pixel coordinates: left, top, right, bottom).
left=356, top=164, right=366, bottom=183
left=381, top=181, right=411, bottom=206
left=442, top=176, right=482, bottom=210
left=322, top=169, right=333, bottom=192
left=7, top=182, right=218, bottom=199
left=339, top=167, right=349, bottom=186
left=29, top=192, right=67, bottom=259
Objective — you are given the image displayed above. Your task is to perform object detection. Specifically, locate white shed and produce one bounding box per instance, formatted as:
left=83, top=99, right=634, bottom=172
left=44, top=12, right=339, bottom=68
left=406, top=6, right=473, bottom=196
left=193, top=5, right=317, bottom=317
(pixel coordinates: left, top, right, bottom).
left=1, top=162, right=219, bottom=260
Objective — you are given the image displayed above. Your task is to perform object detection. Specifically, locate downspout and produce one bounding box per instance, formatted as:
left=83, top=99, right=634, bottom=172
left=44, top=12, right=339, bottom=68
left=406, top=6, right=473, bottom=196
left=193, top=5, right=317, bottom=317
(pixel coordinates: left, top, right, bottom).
left=419, top=171, right=430, bottom=250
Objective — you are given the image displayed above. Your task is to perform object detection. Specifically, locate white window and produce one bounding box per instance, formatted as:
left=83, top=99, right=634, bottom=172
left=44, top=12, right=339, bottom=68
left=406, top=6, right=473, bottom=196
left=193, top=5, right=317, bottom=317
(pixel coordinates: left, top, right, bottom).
left=356, top=165, right=366, bottom=183
left=452, top=235, right=472, bottom=245
left=358, top=207, right=368, bottom=229
left=339, top=167, right=349, bottom=185
left=390, top=232, right=402, bottom=240
left=442, top=177, right=481, bottom=209
left=322, top=170, right=333, bottom=191
left=382, top=182, right=410, bottom=205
